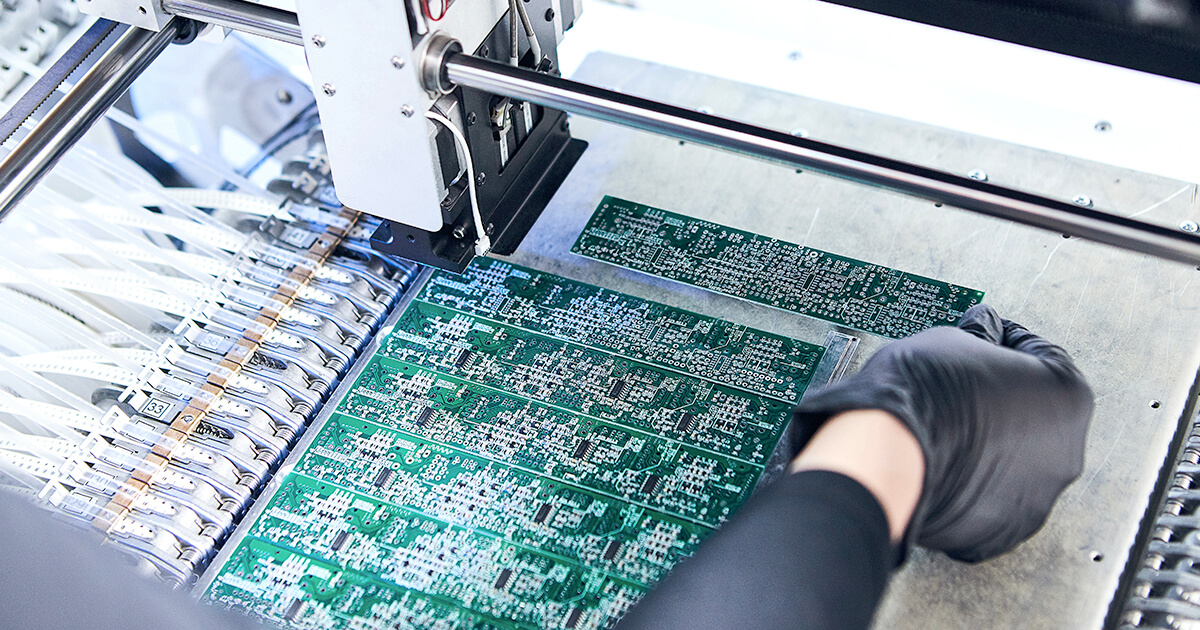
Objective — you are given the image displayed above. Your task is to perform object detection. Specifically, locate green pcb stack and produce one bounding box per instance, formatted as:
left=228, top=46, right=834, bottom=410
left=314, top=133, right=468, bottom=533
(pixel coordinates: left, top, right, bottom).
left=205, top=258, right=825, bottom=629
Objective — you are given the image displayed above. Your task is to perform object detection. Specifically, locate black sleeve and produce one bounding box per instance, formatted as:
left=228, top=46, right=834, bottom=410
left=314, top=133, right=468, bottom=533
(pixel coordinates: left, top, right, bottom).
left=0, top=493, right=264, bottom=630
left=616, top=470, right=894, bottom=630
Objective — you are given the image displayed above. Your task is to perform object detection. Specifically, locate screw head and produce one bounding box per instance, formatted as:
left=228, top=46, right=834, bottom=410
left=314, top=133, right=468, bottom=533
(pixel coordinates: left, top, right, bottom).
left=696, top=106, right=714, bottom=115
left=321, top=83, right=336, bottom=97
left=1181, top=220, right=1199, bottom=233
left=476, top=172, right=486, bottom=186
left=452, top=225, right=467, bottom=239
left=1072, top=195, right=1093, bottom=207
left=391, top=56, right=405, bottom=69
left=311, top=34, right=326, bottom=48
left=1094, top=121, right=1112, bottom=132
left=544, top=8, right=555, bottom=20
left=968, top=169, right=988, bottom=182
left=790, top=128, right=809, bottom=138
left=466, top=112, right=477, bottom=125
left=276, top=88, right=293, bottom=104
left=787, top=51, right=803, bottom=61
left=400, top=104, right=415, bottom=117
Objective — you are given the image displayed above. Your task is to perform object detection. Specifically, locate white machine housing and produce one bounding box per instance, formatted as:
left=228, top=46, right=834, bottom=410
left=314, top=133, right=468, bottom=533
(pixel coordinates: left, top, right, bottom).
left=79, top=0, right=581, bottom=236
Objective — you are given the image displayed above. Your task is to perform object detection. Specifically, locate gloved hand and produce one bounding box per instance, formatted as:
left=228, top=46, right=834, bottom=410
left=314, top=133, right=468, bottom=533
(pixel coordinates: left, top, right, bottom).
left=792, top=304, right=1094, bottom=562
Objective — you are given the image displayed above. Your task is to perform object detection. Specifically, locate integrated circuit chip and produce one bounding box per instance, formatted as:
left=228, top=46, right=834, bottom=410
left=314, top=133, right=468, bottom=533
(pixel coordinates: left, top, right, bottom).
left=495, top=568, right=513, bottom=589
left=372, top=467, right=393, bottom=488
left=572, top=439, right=593, bottom=459
left=572, top=196, right=985, bottom=339
left=284, top=598, right=304, bottom=622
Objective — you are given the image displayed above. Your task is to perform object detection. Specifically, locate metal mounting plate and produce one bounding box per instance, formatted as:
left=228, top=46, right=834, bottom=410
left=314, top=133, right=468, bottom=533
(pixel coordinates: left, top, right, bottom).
left=79, top=0, right=171, bottom=31
left=504, top=52, right=1200, bottom=630
left=295, top=0, right=442, bottom=231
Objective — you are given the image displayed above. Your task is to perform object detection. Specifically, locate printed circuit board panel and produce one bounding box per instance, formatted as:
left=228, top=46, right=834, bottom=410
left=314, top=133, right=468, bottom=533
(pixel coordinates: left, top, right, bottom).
left=572, top=196, right=985, bottom=338
left=205, top=259, right=825, bottom=629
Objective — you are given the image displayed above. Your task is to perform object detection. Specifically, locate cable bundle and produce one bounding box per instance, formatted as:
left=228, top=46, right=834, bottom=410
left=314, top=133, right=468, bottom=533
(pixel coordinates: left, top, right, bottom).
left=0, top=122, right=418, bottom=585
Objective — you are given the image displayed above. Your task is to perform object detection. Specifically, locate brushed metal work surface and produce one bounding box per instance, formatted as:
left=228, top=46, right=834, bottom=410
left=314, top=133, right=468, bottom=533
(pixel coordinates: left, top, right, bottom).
left=502, top=52, right=1200, bottom=629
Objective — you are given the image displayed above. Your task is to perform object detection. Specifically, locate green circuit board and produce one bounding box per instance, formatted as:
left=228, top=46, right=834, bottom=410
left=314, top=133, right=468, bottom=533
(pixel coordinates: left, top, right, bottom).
left=572, top=196, right=985, bottom=339
left=205, top=260, right=824, bottom=629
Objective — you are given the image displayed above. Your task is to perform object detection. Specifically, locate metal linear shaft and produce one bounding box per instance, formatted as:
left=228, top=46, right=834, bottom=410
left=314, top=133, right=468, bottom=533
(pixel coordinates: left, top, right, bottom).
left=444, top=53, right=1200, bottom=267
left=161, top=0, right=300, bottom=45
left=0, top=18, right=185, bottom=222
left=14, top=0, right=1199, bottom=266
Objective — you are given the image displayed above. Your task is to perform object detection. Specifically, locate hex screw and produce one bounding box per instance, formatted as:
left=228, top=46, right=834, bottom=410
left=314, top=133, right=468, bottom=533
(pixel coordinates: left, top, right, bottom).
left=544, top=8, right=555, bottom=20
left=1073, top=195, right=1093, bottom=208
left=452, top=225, right=467, bottom=239
left=311, top=34, right=326, bottom=48
left=466, top=112, right=477, bottom=125
left=1181, top=220, right=1199, bottom=233
left=321, top=83, right=336, bottom=97
left=968, top=169, right=988, bottom=182
left=400, top=104, right=414, bottom=117
left=276, top=89, right=293, bottom=104
left=391, top=56, right=406, bottom=69
left=476, top=172, right=486, bottom=186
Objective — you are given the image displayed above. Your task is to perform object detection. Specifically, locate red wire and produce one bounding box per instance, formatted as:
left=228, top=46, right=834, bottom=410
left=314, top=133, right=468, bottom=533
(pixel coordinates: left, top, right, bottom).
left=421, top=0, right=448, bottom=21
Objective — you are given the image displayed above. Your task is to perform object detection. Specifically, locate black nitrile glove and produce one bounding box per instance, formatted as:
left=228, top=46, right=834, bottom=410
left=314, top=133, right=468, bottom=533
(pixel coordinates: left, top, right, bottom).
left=792, top=304, right=1094, bottom=562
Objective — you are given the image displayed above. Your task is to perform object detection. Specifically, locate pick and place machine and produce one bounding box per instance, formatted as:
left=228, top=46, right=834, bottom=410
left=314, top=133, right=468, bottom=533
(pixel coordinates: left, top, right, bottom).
left=2, top=0, right=1200, bottom=628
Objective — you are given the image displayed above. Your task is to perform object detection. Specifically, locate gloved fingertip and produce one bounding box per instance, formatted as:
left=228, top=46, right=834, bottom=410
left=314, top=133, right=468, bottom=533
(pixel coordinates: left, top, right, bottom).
left=999, top=317, right=1028, bottom=336
left=999, top=318, right=1074, bottom=365
left=956, top=304, right=1004, bottom=344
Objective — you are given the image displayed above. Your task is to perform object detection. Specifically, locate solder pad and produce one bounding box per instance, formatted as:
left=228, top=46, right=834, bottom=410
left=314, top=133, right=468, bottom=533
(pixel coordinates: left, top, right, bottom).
left=205, top=258, right=824, bottom=629
left=572, top=196, right=985, bottom=338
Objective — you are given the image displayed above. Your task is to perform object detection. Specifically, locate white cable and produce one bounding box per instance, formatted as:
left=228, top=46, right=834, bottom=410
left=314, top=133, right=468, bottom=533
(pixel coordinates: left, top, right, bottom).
left=0, top=259, right=159, bottom=352
left=0, top=267, right=198, bottom=317
left=126, top=189, right=288, bottom=220
left=34, top=238, right=228, bottom=278
left=0, top=396, right=104, bottom=435
left=33, top=186, right=220, bottom=285
left=514, top=0, right=542, bottom=67
left=508, top=0, right=519, bottom=67
left=425, top=110, right=491, bottom=256
left=63, top=202, right=245, bottom=252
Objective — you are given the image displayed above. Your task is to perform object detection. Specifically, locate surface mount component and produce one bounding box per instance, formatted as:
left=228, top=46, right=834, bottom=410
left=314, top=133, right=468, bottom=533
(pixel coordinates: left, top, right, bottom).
left=205, top=259, right=824, bottom=629
left=573, top=196, right=985, bottom=339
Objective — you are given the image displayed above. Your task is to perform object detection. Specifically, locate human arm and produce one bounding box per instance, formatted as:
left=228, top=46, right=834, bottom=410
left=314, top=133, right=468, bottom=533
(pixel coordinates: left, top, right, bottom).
left=615, top=305, right=1094, bottom=629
